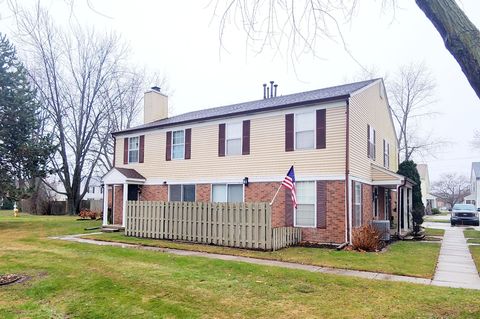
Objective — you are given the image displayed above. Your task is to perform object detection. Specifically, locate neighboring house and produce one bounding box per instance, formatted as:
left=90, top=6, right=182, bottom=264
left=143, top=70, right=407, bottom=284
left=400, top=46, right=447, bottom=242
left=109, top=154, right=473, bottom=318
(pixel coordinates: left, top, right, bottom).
left=83, top=176, right=103, bottom=201
left=45, top=176, right=103, bottom=202
left=417, top=164, right=437, bottom=212
left=469, top=162, right=480, bottom=207
left=102, top=79, right=415, bottom=244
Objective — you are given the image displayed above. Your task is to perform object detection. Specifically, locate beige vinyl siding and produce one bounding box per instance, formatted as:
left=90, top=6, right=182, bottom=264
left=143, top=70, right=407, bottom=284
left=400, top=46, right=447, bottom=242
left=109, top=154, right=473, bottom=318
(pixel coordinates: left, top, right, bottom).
left=349, top=81, right=398, bottom=181
left=115, top=105, right=346, bottom=182
left=371, top=166, right=398, bottom=181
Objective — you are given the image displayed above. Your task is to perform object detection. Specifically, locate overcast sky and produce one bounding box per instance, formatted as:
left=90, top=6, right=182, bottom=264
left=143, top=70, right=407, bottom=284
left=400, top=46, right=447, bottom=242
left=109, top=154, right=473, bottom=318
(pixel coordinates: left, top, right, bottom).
left=1, top=0, right=480, bottom=183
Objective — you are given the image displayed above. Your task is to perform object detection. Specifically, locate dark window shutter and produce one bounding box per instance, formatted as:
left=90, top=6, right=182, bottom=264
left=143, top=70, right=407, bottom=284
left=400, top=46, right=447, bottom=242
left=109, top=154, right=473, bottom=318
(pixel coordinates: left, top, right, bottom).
left=317, top=181, right=327, bottom=228
left=367, top=124, right=370, bottom=158
left=185, top=128, right=192, bottom=159
left=285, top=187, right=294, bottom=226
left=373, top=129, right=376, bottom=160
left=316, top=109, right=326, bottom=149
left=139, top=135, right=145, bottom=163
left=242, top=120, right=250, bottom=155
left=351, top=180, right=356, bottom=227
left=113, top=137, right=116, bottom=167
left=218, top=123, right=226, bottom=157
left=166, top=131, right=172, bottom=161
left=123, top=137, right=128, bottom=164
left=285, top=114, right=294, bottom=152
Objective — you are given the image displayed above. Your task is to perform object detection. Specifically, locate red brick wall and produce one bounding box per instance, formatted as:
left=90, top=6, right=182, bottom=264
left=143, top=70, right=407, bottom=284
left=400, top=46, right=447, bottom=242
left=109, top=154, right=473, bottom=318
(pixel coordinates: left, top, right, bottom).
left=113, top=185, right=123, bottom=225
left=362, top=183, right=373, bottom=225
left=196, top=184, right=211, bottom=202
left=139, top=185, right=168, bottom=201
left=378, top=187, right=385, bottom=220
left=301, top=181, right=346, bottom=244
left=244, top=182, right=285, bottom=227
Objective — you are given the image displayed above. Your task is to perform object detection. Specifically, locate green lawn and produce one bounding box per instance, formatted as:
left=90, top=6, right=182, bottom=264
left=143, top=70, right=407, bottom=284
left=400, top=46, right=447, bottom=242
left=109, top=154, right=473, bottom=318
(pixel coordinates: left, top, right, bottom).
left=470, top=246, right=480, bottom=275
left=85, top=232, right=441, bottom=278
left=468, top=238, right=480, bottom=244
left=424, top=228, right=445, bottom=237
left=1, top=210, right=480, bottom=318
left=464, top=229, right=480, bottom=239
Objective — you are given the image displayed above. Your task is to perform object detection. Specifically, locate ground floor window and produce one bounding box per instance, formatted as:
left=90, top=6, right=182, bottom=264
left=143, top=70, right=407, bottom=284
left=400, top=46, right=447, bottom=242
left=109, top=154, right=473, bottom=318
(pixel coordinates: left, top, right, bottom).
left=353, top=181, right=362, bottom=227
left=169, top=184, right=196, bottom=202
left=295, top=181, right=316, bottom=227
left=212, top=184, right=243, bottom=202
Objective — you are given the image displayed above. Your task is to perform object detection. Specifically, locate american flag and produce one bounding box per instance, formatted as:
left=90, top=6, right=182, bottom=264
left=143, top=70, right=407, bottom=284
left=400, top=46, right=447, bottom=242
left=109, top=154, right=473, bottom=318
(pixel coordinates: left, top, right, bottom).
left=282, top=166, right=297, bottom=208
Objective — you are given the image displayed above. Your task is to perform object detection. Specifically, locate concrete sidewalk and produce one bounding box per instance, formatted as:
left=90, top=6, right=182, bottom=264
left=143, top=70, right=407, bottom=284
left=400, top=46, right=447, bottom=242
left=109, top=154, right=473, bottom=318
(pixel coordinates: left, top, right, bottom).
left=51, top=233, right=479, bottom=290
left=432, top=228, right=480, bottom=290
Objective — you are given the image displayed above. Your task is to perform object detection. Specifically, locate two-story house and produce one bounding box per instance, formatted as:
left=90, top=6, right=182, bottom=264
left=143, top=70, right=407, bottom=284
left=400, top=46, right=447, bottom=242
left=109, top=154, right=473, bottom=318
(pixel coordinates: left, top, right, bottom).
left=102, top=79, right=414, bottom=244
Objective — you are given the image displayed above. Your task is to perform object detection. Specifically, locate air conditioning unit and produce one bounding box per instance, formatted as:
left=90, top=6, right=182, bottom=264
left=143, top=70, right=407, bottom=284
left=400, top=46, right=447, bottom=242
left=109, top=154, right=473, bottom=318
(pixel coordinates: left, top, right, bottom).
left=370, top=220, right=391, bottom=241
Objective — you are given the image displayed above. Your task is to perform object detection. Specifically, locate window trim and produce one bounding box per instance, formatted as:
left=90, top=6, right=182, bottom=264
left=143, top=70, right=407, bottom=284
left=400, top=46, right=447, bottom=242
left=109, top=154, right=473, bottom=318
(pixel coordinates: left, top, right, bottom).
left=353, top=181, right=362, bottom=228
left=225, top=122, right=243, bottom=156
left=293, top=180, right=317, bottom=228
left=168, top=184, right=196, bottom=202
left=171, top=129, right=186, bottom=160
left=368, top=125, right=376, bottom=160
left=128, top=136, right=140, bottom=163
left=211, top=183, right=244, bottom=202
left=383, top=139, right=390, bottom=169
left=294, top=111, right=316, bottom=151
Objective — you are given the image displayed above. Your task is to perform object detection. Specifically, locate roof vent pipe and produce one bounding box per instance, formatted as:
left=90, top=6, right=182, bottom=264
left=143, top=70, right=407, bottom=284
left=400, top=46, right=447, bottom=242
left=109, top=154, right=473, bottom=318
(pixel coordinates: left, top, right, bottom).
left=266, top=86, right=270, bottom=99
left=263, top=83, right=267, bottom=99
left=274, top=84, right=278, bottom=97
left=270, top=81, right=274, bottom=98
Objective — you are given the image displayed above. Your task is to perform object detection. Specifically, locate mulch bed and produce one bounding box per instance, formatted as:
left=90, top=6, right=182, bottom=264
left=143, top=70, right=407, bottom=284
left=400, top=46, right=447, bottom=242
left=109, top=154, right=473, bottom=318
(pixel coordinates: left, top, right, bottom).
left=0, top=274, right=26, bottom=286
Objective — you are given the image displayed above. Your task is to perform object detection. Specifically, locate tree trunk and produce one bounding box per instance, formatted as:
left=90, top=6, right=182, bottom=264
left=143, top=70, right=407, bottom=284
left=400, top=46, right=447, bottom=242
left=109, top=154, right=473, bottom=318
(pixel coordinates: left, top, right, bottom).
left=416, top=0, right=480, bottom=99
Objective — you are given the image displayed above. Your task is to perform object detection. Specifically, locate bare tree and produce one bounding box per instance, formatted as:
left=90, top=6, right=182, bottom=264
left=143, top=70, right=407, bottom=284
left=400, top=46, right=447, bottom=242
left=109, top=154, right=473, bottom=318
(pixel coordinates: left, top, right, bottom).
left=212, top=0, right=480, bottom=98
left=431, top=173, right=470, bottom=208
left=388, top=62, right=442, bottom=161
left=13, top=6, right=131, bottom=214
left=94, top=70, right=170, bottom=174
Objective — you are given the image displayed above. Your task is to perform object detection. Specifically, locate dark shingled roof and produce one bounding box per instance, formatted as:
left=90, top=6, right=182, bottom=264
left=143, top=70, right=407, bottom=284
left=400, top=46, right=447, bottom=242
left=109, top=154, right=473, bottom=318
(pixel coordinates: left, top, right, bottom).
left=472, top=162, right=480, bottom=178
left=114, top=78, right=379, bottom=135
left=116, top=167, right=145, bottom=180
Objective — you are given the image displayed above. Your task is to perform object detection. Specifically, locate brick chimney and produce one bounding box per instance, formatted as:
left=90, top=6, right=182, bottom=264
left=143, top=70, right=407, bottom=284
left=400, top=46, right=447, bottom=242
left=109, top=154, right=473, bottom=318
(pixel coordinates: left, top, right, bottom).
left=144, top=86, right=168, bottom=124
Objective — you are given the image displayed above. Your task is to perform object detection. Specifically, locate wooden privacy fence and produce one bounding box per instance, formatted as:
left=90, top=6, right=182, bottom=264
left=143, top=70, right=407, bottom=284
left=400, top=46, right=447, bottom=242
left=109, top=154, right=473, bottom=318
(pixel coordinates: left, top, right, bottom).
left=125, top=201, right=302, bottom=251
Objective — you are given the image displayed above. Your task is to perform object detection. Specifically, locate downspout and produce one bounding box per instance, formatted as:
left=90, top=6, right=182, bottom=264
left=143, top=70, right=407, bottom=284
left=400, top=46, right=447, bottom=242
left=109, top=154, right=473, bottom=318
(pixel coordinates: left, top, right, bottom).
left=345, top=97, right=351, bottom=244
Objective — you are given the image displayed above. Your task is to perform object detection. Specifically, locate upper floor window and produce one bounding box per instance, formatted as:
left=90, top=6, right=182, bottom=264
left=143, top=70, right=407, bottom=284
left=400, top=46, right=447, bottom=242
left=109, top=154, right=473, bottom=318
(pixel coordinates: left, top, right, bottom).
left=295, top=112, right=314, bottom=150
left=212, top=184, right=243, bottom=202
left=128, top=136, right=139, bottom=163
left=383, top=140, right=390, bottom=169
left=226, top=123, right=242, bottom=155
left=367, top=125, right=376, bottom=160
left=169, top=184, right=195, bottom=202
left=172, top=130, right=185, bottom=159
left=295, top=181, right=316, bottom=227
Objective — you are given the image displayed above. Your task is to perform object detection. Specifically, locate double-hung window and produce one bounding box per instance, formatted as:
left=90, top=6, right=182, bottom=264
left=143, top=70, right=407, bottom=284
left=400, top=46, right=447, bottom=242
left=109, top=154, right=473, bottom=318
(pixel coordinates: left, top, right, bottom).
left=169, top=184, right=196, bottom=202
left=353, top=182, right=362, bottom=227
left=383, top=140, right=390, bottom=169
left=295, top=181, right=316, bottom=227
left=295, top=112, right=315, bottom=150
left=226, top=123, right=242, bottom=155
left=368, top=125, right=376, bottom=160
left=128, top=136, right=139, bottom=163
left=212, top=184, right=243, bottom=202
left=172, top=130, right=185, bottom=159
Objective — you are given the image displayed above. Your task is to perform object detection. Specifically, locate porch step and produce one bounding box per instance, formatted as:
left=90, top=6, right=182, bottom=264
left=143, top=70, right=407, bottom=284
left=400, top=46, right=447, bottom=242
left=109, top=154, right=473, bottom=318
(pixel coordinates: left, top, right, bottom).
left=101, top=225, right=125, bottom=233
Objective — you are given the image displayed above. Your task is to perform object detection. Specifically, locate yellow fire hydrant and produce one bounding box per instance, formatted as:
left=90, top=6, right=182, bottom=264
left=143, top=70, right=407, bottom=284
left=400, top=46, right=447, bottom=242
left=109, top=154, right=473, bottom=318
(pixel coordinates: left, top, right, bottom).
left=13, top=203, right=18, bottom=217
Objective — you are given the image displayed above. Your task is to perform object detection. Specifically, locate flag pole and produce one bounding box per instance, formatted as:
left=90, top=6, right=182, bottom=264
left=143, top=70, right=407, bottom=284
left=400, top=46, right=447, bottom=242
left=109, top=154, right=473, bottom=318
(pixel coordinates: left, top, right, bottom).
left=269, top=183, right=283, bottom=206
